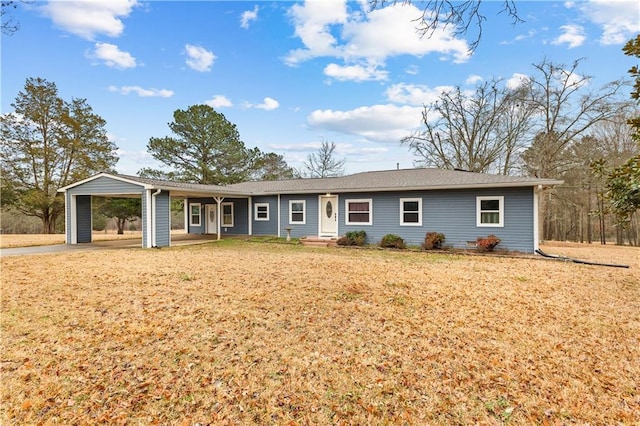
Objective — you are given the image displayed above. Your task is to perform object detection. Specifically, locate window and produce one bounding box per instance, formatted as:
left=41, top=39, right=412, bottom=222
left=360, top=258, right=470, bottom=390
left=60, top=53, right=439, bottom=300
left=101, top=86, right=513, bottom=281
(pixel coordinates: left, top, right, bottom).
left=189, top=203, right=201, bottom=227
left=477, top=196, right=504, bottom=227
left=221, top=202, right=234, bottom=227
left=289, top=200, right=305, bottom=224
left=400, top=198, right=422, bottom=226
left=254, top=203, right=269, bottom=221
left=345, top=199, right=372, bottom=225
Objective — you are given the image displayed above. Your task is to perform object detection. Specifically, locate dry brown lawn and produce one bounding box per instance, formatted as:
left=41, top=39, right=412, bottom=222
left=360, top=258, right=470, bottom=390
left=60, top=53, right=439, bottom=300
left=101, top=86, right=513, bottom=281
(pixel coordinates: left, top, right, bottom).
left=1, top=240, right=638, bottom=425
left=0, top=232, right=143, bottom=249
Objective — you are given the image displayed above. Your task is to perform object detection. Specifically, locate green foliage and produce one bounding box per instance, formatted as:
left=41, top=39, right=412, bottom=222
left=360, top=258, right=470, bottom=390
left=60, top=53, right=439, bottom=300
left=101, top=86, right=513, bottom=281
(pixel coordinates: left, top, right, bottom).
left=0, top=77, right=117, bottom=233
left=337, top=230, right=367, bottom=246
left=144, top=104, right=294, bottom=185
left=92, top=214, right=107, bottom=232
left=252, top=152, right=297, bottom=181
left=379, top=234, right=406, bottom=249
left=623, top=35, right=640, bottom=143
left=422, top=232, right=445, bottom=250
left=476, top=235, right=501, bottom=252
left=99, top=198, right=141, bottom=234
left=602, top=156, right=640, bottom=227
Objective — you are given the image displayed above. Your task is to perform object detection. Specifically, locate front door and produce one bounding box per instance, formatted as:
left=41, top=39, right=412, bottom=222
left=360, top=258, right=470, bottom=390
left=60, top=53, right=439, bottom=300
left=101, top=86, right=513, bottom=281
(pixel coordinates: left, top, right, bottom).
left=320, top=195, right=338, bottom=236
left=205, top=204, right=217, bottom=234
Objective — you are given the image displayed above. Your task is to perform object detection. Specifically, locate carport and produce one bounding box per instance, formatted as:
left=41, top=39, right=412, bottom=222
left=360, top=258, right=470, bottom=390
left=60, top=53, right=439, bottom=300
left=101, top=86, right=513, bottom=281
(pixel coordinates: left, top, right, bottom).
left=58, top=173, right=245, bottom=248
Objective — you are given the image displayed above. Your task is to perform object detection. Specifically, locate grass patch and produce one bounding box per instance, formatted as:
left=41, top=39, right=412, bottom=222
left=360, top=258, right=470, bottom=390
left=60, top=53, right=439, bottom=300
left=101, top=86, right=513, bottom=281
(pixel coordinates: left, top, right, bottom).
left=1, top=242, right=639, bottom=424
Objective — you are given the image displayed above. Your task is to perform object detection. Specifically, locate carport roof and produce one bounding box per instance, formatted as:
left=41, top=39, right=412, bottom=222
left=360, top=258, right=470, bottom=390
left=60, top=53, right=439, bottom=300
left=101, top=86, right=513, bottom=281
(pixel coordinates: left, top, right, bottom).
left=57, top=173, right=250, bottom=197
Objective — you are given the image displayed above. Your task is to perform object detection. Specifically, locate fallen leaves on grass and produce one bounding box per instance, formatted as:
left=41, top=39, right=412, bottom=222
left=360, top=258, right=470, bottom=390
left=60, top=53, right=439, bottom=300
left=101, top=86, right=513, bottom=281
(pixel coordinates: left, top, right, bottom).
left=1, top=242, right=639, bottom=424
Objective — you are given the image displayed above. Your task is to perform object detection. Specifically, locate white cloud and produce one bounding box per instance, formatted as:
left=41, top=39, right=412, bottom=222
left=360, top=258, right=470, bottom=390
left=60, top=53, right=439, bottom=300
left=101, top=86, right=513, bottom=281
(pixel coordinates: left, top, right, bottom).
left=551, top=24, right=586, bottom=48
left=205, top=95, right=233, bottom=108
left=324, top=62, right=388, bottom=82
left=240, top=5, right=259, bottom=29
left=285, top=0, right=348, bottom=65
left=577, top=0, right=640, bottom=45
left=89, top=42, right=136, bottom=69
left=307, top=104, right=423, bottom=143
left=41, top=0, right=138, bottom=40
left=506, top=73, right=531, bottom=90
left=385, top=83, right=454, bottom=106
left=284, top=1, right=470, bottom=81
left=245, top=97, right=280, bottom=110
left=465, top=74, right=483, bottom=85
left=185, top=44, right=216, bottom=72
left=108, top=85, right=174, bottom=97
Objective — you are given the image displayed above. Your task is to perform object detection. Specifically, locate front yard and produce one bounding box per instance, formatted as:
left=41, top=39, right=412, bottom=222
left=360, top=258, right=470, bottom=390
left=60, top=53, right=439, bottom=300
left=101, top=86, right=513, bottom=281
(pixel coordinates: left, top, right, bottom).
left=1, top=240, right=638, bottom=424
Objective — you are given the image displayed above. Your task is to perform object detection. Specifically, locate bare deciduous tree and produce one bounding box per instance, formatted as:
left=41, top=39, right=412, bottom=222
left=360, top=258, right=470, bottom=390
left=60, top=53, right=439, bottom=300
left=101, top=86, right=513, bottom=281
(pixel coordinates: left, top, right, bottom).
left=403, top=79, right=533, bottom=174
left=368, top=0, right=523, bottom=52
left=302, top=140, right=346, bottom=178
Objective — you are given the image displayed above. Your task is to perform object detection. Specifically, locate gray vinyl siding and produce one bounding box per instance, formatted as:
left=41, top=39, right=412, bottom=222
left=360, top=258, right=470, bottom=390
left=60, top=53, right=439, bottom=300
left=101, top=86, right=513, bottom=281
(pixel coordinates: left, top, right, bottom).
left=65, top=176, right=144, bottom=195
left=338, top=187, right=535, bottom=252
left=251, top=196, right=278, bottom=235
left=76, top=195, right=92, bottom=243
left=222, top=198, right=249, bottom=235
left=187, top=198, right=207, bottom=234
left=155, top=191, right=170, bottom=247
left=186, top=197, right=250, bottom=235
left=280, top=194, right=318, bottom=238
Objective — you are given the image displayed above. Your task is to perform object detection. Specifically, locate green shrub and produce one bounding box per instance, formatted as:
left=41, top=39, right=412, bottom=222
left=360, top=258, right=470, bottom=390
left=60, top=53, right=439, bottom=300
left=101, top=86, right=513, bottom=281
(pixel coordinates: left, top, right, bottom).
left=476, top=234, right=501, bottom=252
left=337, top=230, right=367, bottom=246
left=422, top=232, right=445, bottom=250
left=379, top=234, right=406, bottom=249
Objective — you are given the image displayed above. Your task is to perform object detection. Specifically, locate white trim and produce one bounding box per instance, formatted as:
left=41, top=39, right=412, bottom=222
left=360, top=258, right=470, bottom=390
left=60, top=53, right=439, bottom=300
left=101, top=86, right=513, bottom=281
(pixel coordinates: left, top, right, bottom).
left=533, top=188, right=539, bottom=251
left=221, top=202, right=234, bottom=227
left=183, top=200, right=188, bottom=232
left=277, top=194, right=281, bottom=237
left=189, top=203, right=202, bottom=227
left=254, top=202, right=270, bottom=221
left=345, top=198, right=373, bottom=226
left=144, top=189, right=153, bottom=248
left=289, top=200, right=306, bottom=224
left=58, top=172, right=153, bottom=192
left=70, top=194, right=77, bottom=244
left=400, top=197, right=422, bottom=226
left=476, top=196, right=504, bottom=227
left=248, top=197, right=253, bottom=235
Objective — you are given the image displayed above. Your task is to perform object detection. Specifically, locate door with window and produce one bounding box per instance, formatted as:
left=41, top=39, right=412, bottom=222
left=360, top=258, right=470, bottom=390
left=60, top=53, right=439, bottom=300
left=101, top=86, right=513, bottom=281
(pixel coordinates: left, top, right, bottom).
left=205, top=204, right=217, bottom=234
left=320, top=195, right=338, bottom=236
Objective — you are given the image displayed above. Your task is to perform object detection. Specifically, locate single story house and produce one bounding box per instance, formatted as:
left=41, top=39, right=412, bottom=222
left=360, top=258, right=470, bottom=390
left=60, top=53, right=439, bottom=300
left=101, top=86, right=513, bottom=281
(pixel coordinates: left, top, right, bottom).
left=58, top=168, right=562, bottom=253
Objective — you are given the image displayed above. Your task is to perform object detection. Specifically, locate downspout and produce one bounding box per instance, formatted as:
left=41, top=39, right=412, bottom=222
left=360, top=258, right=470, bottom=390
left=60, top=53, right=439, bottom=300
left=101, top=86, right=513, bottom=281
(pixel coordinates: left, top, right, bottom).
left=151, top=189, right=161, bottom=247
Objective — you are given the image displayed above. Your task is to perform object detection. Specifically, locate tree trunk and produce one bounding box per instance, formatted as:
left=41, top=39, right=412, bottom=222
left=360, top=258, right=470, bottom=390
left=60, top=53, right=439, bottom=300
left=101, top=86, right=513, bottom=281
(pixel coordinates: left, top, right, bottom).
left=117, top=218, right=126, bottom=235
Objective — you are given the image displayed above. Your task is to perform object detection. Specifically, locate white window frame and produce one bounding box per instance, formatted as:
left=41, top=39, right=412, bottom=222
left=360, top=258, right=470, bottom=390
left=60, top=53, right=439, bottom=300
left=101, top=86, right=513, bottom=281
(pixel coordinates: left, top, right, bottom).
left=400, top=198, right=422, bottom=226
left=254, top=203, right=270, bottom=221
left=289, top=200, right=306, bottom=224
left=476, top=196, right=504, bottom=227
left=345, top=199, right=373, bottom=226
left=189, top=203, right=201, bottom=227
left=221, top=202, right=234, bottom=227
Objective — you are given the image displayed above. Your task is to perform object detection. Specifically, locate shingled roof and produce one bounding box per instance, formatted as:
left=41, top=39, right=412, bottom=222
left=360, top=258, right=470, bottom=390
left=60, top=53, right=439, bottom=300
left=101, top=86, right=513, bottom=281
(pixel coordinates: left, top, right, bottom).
left=60, top=169, right=562, bottom=197
left=226, top=168, right=562, bottom=195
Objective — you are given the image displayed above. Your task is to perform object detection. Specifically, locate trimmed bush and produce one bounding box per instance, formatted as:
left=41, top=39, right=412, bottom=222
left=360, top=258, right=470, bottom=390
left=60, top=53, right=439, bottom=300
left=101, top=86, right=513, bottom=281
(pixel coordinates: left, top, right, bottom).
left=337, top=230, right=367, bottom=246
left=379, top=234, right=406, bottom=249
left=422, top=232, right=445, bottom=250
left=476, top=234, right=501, bottom=252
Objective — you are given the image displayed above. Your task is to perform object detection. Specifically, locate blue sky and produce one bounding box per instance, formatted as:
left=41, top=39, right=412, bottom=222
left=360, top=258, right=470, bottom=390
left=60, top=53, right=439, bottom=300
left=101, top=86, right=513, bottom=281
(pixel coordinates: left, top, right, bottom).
left=2, top=0, right=639, bottom=176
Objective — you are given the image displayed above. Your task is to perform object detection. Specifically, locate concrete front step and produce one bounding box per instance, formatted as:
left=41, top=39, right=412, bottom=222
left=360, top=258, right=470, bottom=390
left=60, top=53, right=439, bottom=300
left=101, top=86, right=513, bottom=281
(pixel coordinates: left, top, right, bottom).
left=300, top=236, right=338, bottom=247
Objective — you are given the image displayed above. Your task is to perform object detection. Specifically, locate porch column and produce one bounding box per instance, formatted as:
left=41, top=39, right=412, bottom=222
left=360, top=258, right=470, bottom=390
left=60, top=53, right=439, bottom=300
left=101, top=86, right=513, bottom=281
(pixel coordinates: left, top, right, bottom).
left=214, top=196, right=224, bottom=241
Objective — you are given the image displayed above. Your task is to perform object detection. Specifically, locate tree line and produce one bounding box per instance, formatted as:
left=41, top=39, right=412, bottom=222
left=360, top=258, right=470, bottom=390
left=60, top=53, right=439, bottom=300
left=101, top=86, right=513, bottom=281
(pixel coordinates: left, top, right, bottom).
left=1, top=20, right=637, bottom=243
